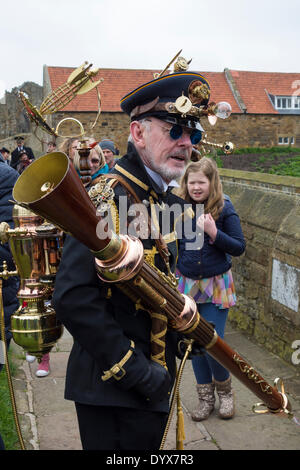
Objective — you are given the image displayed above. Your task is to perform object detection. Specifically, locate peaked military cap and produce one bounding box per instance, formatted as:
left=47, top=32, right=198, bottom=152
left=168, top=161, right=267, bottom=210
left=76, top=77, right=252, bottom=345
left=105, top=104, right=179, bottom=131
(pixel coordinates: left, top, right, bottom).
left=120, top=71, right=210, bottom=129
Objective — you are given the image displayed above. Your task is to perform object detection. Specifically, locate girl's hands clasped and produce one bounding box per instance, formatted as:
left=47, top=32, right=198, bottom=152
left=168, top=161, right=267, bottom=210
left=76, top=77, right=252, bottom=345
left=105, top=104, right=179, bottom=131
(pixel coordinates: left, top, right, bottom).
left=197, top=213, right=217, bottom=243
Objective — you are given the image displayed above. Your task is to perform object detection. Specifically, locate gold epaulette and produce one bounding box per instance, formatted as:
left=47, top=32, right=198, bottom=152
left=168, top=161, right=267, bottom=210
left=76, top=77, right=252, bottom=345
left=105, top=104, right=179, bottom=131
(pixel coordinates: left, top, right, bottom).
left=114, top=164, right=158, bottom=200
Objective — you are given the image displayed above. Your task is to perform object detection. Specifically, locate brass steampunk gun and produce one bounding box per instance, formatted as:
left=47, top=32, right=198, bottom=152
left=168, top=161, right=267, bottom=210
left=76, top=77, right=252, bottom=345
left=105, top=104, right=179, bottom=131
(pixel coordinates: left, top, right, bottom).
left=13, top=152, right=293, bottom=419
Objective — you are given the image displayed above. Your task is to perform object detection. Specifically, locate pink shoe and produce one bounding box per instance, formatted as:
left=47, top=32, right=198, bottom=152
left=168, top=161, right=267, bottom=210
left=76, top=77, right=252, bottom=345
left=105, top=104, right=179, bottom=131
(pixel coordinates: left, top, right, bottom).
left=35, top=353, right=50, bottom=377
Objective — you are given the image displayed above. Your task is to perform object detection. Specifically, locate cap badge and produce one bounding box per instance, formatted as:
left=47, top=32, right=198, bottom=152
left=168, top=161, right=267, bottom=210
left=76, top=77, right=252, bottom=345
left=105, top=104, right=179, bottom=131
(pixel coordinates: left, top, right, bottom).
left=188, top=80, right=210, bottom=105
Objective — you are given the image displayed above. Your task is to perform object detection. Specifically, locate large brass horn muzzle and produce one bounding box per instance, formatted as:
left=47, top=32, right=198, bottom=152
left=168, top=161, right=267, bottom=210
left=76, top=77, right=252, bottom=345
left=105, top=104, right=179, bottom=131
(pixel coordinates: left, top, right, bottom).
left=13, top=152, right=106, bottom=252
left=13, top=151, right=144, bottom=285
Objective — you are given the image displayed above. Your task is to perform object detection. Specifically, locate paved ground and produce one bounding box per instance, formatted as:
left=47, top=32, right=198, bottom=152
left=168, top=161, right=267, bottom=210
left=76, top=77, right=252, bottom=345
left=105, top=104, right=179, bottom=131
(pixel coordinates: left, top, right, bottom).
left=9, top=323, right=300, bottom=451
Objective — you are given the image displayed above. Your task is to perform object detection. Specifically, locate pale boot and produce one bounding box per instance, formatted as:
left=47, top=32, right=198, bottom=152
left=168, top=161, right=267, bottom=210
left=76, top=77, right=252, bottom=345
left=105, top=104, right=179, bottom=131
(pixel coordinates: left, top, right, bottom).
left=191, top=383, right=215, bottom=421
left=215, top=376, right=235, bottom=419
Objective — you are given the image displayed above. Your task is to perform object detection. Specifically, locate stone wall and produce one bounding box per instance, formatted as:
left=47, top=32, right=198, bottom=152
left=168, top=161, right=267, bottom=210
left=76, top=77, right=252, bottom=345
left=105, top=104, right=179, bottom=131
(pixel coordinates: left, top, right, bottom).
left=49, top=111, right=130, bottom=155
left=1, top=85, right=300, bottom=154
left=0, top=82, right=43, bottom=140
left=212, top=114, right=300, bottom=148
left=0, top=81, right=45, bottom=156
left=0, top=131, right=45, bottom=158
left=49, top=111, right=300, bottom=152
left=219, top=168, right=300, bottom=366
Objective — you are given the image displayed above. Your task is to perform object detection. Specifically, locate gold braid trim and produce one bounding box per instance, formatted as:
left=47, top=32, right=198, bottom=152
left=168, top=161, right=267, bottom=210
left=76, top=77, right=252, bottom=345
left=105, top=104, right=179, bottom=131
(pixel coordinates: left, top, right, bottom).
left=115, top=164, right=149, bottom=191
left=149, top=311, right=168, bottom=368
left=110, top=200, right=120, bottom=235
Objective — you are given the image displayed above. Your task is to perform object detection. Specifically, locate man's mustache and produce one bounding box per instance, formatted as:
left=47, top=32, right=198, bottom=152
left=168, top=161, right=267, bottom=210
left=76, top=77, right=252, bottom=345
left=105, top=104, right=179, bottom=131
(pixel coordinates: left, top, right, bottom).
left=166, top=149, right=190, bottom=162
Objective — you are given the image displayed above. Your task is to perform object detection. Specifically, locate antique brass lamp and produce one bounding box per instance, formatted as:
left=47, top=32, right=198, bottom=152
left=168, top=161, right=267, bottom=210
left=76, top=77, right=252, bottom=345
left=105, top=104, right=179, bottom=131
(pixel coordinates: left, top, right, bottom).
left=0, top=206, right=64, bottom=361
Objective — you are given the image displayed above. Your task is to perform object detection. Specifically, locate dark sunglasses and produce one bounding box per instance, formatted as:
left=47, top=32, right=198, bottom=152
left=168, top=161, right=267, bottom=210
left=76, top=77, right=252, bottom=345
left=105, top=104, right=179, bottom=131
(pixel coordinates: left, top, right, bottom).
left=169, top=124, right=202, bottom=145
left=146, top=119, right=202, bottom=145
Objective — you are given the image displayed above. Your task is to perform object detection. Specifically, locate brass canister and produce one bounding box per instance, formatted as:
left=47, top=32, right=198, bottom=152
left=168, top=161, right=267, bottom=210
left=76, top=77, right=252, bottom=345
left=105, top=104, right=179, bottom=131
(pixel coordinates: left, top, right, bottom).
left=0, top=205, right=64, bottom=360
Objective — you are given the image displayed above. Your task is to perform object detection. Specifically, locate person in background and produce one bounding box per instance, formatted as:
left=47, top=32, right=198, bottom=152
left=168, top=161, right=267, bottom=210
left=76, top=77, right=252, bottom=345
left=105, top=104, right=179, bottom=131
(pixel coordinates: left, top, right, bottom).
left=59, top=138, right=79, bottom=163
left=0, top=158, right=19, bottom=449
left=99, top=139, right=119, bottom=170
left=88, top=141, right=109, bottom=185
left=176, top=158, right=245, bottom=422
left=0, top=148, right=11, bottom=165
left=71, top=138, right=109, bottom=181
left=16, top=151, right=31, bottom=174
left=46, top=141, right=57, bottom=153
left=10, top=136, right=34, bottom=170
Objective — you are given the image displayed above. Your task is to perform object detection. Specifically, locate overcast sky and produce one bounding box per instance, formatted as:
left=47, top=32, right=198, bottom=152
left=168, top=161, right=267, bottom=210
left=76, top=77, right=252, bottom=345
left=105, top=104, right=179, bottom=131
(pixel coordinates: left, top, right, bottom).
left=1, top=0, right=299, bottom=99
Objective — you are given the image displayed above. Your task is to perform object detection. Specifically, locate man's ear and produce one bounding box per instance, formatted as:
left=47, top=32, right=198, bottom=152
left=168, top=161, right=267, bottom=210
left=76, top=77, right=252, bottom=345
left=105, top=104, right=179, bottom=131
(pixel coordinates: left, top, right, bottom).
left=130, top=121, right=146, bottom=149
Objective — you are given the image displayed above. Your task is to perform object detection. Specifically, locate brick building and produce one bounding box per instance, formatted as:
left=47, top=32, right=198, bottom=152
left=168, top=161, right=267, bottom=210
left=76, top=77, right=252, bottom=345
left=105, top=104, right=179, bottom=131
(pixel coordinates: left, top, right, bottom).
left=43, top=65, right=300, bottom=154
left=1, top=66, right=300, bottom=155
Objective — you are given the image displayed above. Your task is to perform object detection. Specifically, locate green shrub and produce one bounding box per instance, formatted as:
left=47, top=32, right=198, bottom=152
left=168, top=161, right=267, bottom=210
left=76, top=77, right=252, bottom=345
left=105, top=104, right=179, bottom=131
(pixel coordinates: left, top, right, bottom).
left=231, top=146, right=300, bottom=155
left=0, top=353, right=21, bottom=450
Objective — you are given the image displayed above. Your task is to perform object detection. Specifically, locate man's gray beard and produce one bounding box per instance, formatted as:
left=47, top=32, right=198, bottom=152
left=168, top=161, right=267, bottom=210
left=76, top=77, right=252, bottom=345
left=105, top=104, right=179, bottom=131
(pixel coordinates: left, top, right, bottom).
left=149, top=157, right=188, bottom=182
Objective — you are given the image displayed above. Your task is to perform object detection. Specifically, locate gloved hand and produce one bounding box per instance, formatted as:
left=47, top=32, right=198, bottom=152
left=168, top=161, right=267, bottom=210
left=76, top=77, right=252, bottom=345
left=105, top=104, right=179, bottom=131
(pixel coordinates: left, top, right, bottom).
left=177, top=338, right=205, bottom=360
left=134, top=360, right=171, bottom=403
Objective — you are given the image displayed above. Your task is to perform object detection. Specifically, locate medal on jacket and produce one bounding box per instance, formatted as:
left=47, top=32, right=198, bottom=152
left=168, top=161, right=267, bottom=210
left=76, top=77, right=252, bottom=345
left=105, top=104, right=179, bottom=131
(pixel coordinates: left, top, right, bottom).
left=88, top=176, right=115, bottom=214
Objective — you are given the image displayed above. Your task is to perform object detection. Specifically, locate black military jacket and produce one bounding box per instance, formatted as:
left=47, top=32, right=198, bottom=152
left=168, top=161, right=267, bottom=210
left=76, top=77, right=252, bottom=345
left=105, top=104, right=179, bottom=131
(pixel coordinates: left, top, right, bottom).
left=52, top=143, right=187, bottom=412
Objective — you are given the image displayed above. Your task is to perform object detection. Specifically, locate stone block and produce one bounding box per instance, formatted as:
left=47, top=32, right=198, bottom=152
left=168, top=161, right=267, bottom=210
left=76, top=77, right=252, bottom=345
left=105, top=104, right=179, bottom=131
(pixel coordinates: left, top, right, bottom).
left=37, top=411, right=81, bottom=450
left=247, top=261, right=267, bottom=286
left=246, top=243, right=270, bottom=266
left=228, top=308, right=254, bottom=334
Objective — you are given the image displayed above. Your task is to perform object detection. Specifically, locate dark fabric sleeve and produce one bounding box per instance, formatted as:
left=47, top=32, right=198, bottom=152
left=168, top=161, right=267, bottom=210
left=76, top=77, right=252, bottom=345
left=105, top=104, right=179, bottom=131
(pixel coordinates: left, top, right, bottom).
left=52, top=235, right=152, bottom=391
left=0, top=164, right=20, bottom=341
left=214, top=201, right=246, bottom=256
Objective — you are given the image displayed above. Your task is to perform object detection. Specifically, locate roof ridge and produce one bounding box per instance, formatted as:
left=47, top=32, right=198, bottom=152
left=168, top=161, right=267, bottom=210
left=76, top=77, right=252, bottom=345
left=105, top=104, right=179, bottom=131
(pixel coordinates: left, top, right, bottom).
left=224, top=69, right=247, bottom=113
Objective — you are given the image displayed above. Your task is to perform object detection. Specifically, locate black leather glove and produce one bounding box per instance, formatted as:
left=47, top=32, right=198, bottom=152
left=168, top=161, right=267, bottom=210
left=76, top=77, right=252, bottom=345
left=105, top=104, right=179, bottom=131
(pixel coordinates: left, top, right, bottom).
left=134, top=360, right=171, bottom=403
left=177, top=339, right=205, bottom=360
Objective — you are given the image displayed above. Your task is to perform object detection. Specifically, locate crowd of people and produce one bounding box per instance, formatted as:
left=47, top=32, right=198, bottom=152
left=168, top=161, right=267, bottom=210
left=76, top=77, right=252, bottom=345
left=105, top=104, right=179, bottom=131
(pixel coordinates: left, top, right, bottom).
left=1, top=68, right=246, bottom=451
left=0, top=135, right=119, bottom=175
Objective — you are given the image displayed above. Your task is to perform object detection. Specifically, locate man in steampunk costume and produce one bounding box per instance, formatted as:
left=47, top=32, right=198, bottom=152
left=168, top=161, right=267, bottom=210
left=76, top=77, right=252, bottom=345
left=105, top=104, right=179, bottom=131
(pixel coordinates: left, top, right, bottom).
left=52, top=67, right=210, bottom=450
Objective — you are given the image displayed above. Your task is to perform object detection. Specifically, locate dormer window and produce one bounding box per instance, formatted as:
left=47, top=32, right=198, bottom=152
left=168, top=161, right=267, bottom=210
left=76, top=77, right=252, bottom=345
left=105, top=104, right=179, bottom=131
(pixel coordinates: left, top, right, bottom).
left=275, top=96, right=300, bottom=109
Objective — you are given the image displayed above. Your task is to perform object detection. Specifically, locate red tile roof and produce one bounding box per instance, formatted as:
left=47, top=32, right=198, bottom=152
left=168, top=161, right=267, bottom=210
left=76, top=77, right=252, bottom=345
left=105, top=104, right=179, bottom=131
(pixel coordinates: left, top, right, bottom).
left=202, top=71, right=240, bottom=113
left=46, top=66, right=240, bottom=113
left=46, top=66, right=300, bottom=115
left=229, top=70, right=300, bottom=113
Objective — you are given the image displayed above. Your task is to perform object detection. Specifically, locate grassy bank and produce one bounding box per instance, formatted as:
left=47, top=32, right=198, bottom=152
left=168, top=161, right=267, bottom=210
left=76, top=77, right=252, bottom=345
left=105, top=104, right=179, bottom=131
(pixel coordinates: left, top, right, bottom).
left=216, top=146, right=300, bottom=177
left=0, top=351, right=21, bottom=450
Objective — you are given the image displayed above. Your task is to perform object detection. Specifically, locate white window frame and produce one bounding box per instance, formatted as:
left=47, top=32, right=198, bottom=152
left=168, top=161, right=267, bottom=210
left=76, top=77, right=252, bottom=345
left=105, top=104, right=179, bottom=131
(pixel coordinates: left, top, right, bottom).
left=278, top=136, right=295, bottom=145
left=275, top=95, right=300, bottom=110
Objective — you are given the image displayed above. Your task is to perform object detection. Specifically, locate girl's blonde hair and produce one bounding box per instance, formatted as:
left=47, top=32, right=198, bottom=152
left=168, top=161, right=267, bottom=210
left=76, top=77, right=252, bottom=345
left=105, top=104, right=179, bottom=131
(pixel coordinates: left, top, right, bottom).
left=58, top=137, right=78, bottom=157
left=178, top=157, right=224, bottom=220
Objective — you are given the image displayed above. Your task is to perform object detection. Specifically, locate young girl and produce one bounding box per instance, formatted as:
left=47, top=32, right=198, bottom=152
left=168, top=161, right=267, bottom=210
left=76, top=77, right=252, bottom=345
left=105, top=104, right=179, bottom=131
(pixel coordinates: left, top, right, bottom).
left=177, top=158, right=245, bottom=421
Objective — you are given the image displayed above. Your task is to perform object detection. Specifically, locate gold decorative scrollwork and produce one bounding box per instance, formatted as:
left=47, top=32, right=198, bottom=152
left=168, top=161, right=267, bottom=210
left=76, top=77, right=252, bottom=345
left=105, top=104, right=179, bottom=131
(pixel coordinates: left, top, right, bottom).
left=233, top=354, right=273, bottom=395
left=88, top=177, right=115, bottom=213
